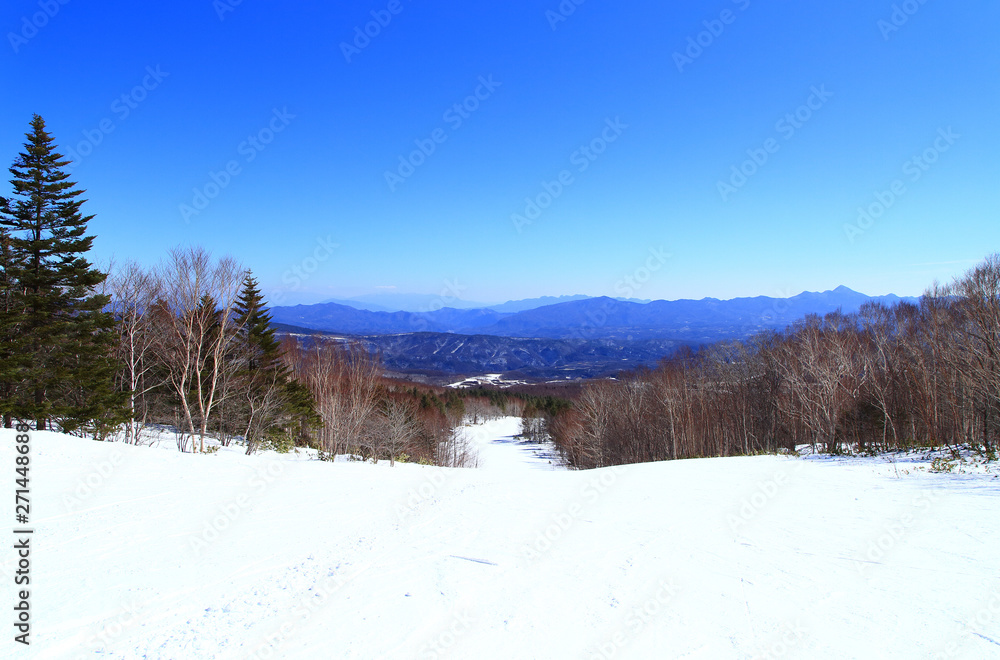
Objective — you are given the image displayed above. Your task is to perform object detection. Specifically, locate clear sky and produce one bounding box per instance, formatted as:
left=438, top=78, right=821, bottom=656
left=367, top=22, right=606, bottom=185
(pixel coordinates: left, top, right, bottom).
left=2, top=0, right=998, bottom=306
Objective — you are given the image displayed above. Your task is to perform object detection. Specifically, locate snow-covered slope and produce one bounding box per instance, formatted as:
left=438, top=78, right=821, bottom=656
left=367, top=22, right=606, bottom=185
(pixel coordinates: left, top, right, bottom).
left=2, top=421, right=999, bottom=659
left=460, top=416, right=565, bottom=471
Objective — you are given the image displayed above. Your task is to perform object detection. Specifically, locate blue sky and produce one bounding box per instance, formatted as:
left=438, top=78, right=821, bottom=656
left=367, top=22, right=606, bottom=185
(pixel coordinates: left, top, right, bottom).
left=2, top=0, right=998, bottom=306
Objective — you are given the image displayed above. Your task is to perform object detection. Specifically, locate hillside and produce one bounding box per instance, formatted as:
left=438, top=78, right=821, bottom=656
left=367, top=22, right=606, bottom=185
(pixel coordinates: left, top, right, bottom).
left=271, top=326, right=692, bottom=380
left=360, top=332, right=688, bottom=379
left=271, top=286, right=918, bottom=378
left=268, top=288, right=917, bottom=343
left=5, top=422, right=998, bottom=658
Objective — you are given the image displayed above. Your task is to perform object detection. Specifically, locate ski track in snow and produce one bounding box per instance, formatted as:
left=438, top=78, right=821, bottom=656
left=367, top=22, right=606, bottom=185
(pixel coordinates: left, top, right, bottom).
left=2, top=419, right=1000, bottom=659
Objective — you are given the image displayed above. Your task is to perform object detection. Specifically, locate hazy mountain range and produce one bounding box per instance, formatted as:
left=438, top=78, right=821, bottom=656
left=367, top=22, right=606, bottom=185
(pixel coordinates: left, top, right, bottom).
left=270, top=287, right=917, bottom=344
left=318, top=293, right=645, bottom=314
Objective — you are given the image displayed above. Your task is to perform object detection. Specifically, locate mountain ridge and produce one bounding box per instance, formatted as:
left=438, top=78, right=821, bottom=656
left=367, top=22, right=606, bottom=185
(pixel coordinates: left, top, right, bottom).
left=270, top=287, right=918, bottom=342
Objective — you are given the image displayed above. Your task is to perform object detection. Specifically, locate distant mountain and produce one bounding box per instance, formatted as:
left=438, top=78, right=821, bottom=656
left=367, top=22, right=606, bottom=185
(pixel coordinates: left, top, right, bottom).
left=269, top=287, right=918, bottom=344
left=269, top=302, right=510, bottom=335
left=488, top=295, right=592, bottom=314
left=476, top=288, right=918, bottom=341
left=319, top=293, right=650, bottom=315
left=317, top=298, right=395, bottom=313
left=329, top=293, right=493, bottom=313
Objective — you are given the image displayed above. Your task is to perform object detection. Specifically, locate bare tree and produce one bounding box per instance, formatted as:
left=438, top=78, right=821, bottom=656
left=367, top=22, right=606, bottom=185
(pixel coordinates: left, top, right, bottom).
left=152, top=247, right=245, bottom=452
left=436, top=426, right=479, bottom=468
left=240, top=366, right=290, bottom=454
left=572, top=380, right=615, bottom=468
left=859, top=301, right=902, bottom=451
left=293, top=339, right=381, bottom=458
left=519, top=409, right=546, bottom=443
left=775, top=314, right=866, bottom=453
left=374, top=397, right=421, bottom=465
left=106, top=261, right=163, bottom=444
left=465, top=397, right=498, bottom=424
left=949, top=255, right=1000, bottom=449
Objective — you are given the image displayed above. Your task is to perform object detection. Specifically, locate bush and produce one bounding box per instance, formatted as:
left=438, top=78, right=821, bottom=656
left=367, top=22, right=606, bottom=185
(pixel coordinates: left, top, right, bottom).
left=262, top=431, right=294, bottom=454
left=930, top=456, right=956, bottom=473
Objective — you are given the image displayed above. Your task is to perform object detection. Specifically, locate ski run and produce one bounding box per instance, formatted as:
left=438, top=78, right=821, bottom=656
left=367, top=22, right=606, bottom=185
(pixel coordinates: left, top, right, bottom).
left=2, top=417, right=999, bottom=659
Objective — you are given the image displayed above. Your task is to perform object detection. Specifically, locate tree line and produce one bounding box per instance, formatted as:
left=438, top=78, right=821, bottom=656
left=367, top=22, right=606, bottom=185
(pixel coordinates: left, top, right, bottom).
left=0, top=115, right=318, bottom=451
left=108, top=249, right=512, bottom=464
left=544, top=256, right=1000, bottom=468
left=0, top=114, right=518, bottom=466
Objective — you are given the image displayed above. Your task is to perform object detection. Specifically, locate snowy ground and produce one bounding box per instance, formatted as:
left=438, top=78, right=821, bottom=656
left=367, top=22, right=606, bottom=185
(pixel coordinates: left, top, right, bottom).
left=460, top=417, right=566, bottom=471
left=447, top=374, right=528, bottom=389
left=2, top=419, right=1000, bottom=659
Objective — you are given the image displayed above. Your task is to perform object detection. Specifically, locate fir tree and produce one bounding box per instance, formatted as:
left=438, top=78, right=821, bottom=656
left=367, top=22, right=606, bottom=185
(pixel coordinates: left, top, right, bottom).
left=234, top=273, right=282, bottom=372
left=233, top=272, right=288, bottom=452
left=233, top=272, right=318, bottom=453
left=0, top=225, right=25, bottom=428
left=0, top=115, right=124, bottom=431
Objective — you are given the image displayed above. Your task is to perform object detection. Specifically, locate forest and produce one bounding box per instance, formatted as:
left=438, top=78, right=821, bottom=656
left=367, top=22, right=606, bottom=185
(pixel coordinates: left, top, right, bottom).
left=544, top=258, right=1000, bottom=468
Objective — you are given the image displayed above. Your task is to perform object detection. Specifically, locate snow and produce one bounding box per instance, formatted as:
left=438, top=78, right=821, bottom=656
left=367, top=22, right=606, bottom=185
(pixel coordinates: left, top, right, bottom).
left=3, top=421, right=1000, bottom=659
left=461, top=417, right=566, bottom=471
left=446, top=374, right=527, bottom=389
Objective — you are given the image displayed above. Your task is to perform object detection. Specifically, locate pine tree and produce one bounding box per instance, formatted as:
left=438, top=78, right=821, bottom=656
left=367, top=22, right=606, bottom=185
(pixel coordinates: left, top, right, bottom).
left=234, top=273, right=283, bottom=373
left=0, top=225, right=25, bottom=428
left=0, top=115, right=124, bottom=431
left=233, top=272, right=318, bottom=453
left=234, top=272, right=287, bottom=452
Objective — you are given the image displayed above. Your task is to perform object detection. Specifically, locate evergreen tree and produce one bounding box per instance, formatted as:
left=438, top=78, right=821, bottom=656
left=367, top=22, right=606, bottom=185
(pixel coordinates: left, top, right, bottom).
left=0, top=115, right=124, bottom=431
left=0, top=225, right=24, bottom=428
left=234, top=272, right=291, bottom=452
left=232, top=273, right=319, bottom=452
left=282, top=378, right=322, bottom=447
left=234, top=273, right=283, bottom=372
